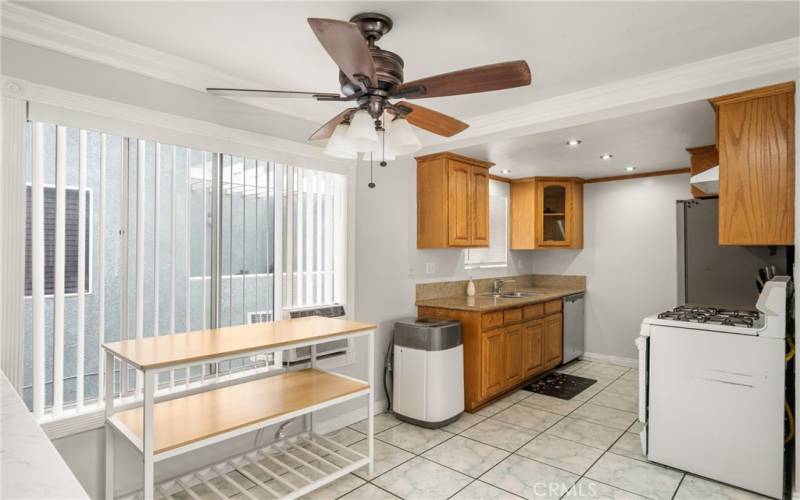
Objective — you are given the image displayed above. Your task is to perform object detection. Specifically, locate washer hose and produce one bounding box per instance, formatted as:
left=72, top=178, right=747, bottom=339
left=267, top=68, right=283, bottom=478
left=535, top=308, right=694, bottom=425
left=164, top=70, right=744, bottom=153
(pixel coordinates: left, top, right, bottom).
left=383, top=338, right=394, bottom=412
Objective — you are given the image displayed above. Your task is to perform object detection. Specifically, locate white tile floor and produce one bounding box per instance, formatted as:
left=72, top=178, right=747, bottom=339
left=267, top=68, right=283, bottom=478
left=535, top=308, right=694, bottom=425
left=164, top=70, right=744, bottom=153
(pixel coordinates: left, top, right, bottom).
left=214, top=361, right=770, bottom=500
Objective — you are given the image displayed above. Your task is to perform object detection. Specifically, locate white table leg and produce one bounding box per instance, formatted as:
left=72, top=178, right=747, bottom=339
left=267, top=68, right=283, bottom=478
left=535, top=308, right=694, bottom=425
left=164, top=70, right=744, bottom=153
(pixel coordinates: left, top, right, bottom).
left=143, top=370, right=155, bottom=500
left=310, top=344, right=317, bottom=433
left=105, top=351, right=115, bottom=500
left=367, top=332, right=374, bottom=474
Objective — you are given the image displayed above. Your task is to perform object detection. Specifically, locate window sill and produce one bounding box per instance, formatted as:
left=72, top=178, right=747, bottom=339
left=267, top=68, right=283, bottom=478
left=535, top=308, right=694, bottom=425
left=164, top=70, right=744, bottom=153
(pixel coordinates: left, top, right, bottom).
left=464, top=263, right=509, bottom=270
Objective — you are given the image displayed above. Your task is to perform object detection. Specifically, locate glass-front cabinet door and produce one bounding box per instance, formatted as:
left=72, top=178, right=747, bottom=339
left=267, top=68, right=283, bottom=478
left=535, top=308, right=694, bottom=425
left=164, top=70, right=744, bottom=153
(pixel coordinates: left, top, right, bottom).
left=537, top=180, right=572, bottom=247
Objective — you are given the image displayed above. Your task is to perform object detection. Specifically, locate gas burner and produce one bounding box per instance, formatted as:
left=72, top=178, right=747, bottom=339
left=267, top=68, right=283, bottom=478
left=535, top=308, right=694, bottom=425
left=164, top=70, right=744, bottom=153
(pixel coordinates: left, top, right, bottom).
left=657, top=305, right=761, bottom=328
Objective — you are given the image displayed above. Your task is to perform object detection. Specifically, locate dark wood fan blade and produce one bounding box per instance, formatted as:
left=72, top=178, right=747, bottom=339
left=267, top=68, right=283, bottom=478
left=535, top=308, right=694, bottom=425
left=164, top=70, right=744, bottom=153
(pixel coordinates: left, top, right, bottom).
left=308, top=108, right=356, bottom=141
left=395, top=60, right=531, bottom=99
left=396, top=101, right=469, bottom=137
left=308, top=18, right=377, bottom=88
left=207, top=88, right=340, bottom=99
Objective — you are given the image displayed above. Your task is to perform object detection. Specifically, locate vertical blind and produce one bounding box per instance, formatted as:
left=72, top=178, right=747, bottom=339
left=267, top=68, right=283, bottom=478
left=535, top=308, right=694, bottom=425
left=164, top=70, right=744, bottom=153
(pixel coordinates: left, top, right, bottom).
left=23, top=120, right=348, bottom=420
left=283, top=166, right=348, bottom=309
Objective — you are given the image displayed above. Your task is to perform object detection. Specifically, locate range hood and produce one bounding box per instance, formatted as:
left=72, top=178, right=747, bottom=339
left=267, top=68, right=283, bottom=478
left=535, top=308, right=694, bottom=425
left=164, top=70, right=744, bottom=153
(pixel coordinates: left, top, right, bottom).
left=690, top=165, right=719, bottom=195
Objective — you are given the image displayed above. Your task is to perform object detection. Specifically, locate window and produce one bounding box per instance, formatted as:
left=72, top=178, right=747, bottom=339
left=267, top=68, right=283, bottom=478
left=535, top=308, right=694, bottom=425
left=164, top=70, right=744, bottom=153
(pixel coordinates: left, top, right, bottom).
left=22, top=120, right=349, bottom=421
left=283, top=166, right=348, bottom=309
left=25, top=186, right=92, bottom=296
left=465, top=180, right=509, bottom=268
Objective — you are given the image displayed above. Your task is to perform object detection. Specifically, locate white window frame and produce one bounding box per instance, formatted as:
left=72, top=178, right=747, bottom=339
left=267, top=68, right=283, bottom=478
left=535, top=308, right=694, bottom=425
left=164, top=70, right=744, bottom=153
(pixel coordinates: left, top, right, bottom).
left=465, top=181, right=510, bottom=269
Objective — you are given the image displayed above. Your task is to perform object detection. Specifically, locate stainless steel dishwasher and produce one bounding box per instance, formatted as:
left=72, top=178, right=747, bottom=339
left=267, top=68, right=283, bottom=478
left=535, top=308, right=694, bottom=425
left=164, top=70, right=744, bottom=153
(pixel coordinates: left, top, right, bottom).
left=562, top=293, right=585, bottom=363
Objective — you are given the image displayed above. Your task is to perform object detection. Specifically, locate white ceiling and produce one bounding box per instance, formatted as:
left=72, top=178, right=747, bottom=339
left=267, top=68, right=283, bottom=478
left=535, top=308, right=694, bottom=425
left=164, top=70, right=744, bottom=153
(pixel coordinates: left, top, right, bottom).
left=456, top=99, right=716, bottom=179
left=16, top=1, right=800, bottom=126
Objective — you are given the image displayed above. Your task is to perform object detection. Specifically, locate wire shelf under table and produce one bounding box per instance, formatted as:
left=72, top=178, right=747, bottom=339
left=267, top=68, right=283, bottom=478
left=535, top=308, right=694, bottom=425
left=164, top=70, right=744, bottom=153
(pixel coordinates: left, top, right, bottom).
left=128, top=431, right=369, bottom=500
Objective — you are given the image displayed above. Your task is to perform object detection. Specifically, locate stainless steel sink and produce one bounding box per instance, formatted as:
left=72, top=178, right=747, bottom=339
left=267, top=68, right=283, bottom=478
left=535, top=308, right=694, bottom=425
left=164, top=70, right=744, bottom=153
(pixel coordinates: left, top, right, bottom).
left=499, top=291, right=542, bottom=298
left=478, top=290, right=542, bottom=299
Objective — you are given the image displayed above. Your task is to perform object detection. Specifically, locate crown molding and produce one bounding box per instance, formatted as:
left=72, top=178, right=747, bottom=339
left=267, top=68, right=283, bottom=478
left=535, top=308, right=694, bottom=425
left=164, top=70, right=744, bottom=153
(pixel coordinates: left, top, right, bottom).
left=0, top=2, right=325, bottom=121
left=0, top=2, right=258, bottom=93
left=1, top=75, right=347, bottom=168
left=3, top=2, right=799, bottom=154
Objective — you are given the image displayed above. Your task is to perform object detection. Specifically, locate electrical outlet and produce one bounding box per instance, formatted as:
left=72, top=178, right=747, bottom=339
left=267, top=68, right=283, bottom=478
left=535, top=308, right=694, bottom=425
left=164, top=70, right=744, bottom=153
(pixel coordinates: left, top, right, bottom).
left=426, top=262, right=436, bottom=274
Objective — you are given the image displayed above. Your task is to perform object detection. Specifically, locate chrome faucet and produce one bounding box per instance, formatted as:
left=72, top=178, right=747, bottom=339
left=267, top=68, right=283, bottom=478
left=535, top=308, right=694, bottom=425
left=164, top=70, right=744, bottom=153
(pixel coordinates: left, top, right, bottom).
left=493, top=279, right=515, bottom=294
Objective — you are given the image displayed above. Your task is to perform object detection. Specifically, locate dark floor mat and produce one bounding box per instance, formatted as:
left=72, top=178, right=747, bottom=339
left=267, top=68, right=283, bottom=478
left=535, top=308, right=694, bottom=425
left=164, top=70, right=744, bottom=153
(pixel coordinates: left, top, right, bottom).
left=524, top=372, right=597, bottom=400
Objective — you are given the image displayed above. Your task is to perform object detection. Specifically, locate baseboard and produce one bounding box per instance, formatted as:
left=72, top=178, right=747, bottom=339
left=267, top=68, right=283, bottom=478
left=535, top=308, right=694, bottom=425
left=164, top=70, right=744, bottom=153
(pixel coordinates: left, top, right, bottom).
left=314, top=398, right=387, bottom=435
left=580, top=352, right=638, bottom=368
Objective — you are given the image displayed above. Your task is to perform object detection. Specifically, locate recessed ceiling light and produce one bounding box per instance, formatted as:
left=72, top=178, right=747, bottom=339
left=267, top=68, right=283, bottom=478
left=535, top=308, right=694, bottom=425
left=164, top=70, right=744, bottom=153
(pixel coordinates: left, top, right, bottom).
left=625, top=166, right=637, bottom=172
left=566, top=139, right=582, bottom=146
left=500, top=169, right=511, bottom=174
left=600, top=153, right=613, bottom=160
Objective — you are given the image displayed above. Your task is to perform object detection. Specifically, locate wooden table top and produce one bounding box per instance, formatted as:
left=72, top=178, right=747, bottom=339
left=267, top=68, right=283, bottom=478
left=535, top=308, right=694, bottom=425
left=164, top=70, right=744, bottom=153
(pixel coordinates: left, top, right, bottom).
left=114, top=369, right=368, bottom=454
left=102, top=316, right=376, bottom=370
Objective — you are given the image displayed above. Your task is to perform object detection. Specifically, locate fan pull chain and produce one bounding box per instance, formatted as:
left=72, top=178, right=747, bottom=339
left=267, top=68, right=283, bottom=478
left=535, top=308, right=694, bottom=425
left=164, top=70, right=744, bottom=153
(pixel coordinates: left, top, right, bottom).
left=368, top=153, right=376, bottom=189
left=380, top=126, right=387, bottom=167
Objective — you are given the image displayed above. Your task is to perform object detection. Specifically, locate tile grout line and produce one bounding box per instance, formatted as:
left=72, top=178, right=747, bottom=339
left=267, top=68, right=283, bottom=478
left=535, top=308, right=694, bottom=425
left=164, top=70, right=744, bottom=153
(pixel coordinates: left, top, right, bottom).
left=335, top=362, right=644, bottom=500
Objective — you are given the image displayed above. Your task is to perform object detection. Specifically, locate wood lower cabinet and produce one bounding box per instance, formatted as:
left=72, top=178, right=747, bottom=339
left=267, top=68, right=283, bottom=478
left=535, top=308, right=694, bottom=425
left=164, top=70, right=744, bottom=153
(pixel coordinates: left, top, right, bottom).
left=543, top=313, right=563, bottom=368
left=481, top=328, right=506, bottom=399
left=419, top=299, right=565, bottom=412
left=522, top=319, right=544, bottom=376
left=503, top=324, right=524, bottom=387
left=417, top=152, right=494, bottom=248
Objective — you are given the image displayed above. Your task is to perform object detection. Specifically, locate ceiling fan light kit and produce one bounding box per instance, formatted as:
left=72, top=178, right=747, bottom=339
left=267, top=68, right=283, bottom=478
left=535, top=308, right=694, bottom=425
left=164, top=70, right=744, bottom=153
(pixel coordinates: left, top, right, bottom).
left=386, top=117, right=421, bottom=156
left=323, top=123, right=358, bottom=159
left=207, top=12, right=532, bottom=187
left=346, top=110, right=379, bottom=151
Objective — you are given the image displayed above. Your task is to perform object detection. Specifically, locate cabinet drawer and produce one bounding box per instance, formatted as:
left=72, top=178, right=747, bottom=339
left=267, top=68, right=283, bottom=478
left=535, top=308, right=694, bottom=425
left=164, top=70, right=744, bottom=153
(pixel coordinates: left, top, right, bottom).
left=503, top=308, right=522, bottom=324
left=482, top=311, right=504, bottom=330
left=523, top=304, right=544, bottom=320
left=544, top=300, right=562, bottom=314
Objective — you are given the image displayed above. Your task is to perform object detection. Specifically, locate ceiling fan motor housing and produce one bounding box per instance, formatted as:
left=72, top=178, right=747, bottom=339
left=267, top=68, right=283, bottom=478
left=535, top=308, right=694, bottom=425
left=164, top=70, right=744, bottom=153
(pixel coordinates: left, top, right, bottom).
left=338, top=48, right=404, bottom=96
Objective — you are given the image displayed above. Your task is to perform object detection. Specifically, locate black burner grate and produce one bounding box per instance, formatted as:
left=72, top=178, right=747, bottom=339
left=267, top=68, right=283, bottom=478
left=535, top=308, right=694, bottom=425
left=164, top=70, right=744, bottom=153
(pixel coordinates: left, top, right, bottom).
left=657, top=306, right=759, bottom=327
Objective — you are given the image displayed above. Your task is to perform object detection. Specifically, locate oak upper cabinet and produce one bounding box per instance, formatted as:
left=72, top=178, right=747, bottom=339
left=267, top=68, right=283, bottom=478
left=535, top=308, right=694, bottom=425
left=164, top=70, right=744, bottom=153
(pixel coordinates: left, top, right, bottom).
left=710, top=82, right=795, bottom=246
left=417, top=152, right=493, bottom=248
left=510, top=177, right=584, bottom=249
left=686, top=145, right=719, bottom=199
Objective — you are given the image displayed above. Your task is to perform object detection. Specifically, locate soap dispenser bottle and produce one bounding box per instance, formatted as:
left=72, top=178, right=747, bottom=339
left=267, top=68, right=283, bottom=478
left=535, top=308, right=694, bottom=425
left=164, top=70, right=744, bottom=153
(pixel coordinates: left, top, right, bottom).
left=466, top=277, right=476, bottom=297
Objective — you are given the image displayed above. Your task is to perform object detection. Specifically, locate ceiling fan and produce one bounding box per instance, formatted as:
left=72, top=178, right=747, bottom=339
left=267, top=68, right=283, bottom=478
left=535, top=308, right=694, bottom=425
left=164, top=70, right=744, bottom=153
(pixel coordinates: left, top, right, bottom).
left=207, top=12, right=531, bottom=175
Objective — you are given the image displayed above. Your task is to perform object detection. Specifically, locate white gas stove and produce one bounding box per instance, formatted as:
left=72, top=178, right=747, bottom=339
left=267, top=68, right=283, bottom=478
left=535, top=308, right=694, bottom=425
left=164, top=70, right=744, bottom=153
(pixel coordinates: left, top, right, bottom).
left=637, top=276, right=790, bottom=499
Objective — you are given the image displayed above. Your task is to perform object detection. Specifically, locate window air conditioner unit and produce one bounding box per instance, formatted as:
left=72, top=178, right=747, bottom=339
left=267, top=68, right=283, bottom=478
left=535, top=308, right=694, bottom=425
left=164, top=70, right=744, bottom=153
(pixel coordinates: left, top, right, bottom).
left=284, top=305, right=349, bottom=363
left=248, top=311, right=273, bottom=324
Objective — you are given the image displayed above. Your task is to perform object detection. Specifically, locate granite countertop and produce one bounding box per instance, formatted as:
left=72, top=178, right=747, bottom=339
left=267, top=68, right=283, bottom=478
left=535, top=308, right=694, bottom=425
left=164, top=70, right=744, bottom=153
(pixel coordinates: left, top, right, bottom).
left=415, top=286, right=585, bottom=312
left=1, top=373, right=89, bottom=500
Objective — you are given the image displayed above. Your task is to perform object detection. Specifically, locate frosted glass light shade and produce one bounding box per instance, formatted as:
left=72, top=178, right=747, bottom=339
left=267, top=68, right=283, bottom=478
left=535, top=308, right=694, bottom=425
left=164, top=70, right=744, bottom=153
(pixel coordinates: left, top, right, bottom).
left=324, top=123, right=357, bottom=159
left=387, top=117, right=421, bottom=156
left=345, top=110, right=378, bottom=152
left=361, top=124, right=396, bottom=162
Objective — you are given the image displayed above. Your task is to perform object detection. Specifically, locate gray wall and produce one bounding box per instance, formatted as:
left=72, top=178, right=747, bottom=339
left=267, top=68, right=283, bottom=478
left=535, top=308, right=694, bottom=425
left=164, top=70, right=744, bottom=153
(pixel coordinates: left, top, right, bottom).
left=531, top=173, right=692, bottom=360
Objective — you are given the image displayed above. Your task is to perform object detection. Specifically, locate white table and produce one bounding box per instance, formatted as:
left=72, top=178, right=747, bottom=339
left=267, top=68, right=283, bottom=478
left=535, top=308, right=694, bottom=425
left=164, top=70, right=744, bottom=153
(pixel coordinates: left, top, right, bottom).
left=103, top=316, right=376, bottom=500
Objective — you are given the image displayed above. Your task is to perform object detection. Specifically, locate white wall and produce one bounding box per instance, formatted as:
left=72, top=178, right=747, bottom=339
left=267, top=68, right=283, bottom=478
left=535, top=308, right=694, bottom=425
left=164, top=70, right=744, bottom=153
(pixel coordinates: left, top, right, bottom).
left=532, top=173, right=691, bottom=361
